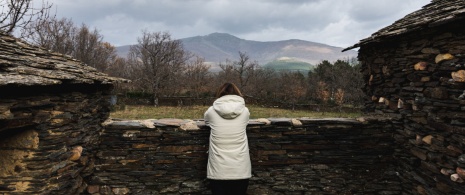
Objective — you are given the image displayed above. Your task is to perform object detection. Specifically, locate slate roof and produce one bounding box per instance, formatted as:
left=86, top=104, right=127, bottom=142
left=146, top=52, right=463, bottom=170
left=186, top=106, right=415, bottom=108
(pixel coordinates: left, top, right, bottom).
left=343, top=0, right=465, bottom=51
left=0, top=32, right=127, bottom=86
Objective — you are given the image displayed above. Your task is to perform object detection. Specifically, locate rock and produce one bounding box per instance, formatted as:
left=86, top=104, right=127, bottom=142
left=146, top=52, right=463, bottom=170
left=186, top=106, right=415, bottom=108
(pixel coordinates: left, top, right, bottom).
left=379, top=97, right=386, bottom=103
left=100, top=185, right=112, bottom=194
left=112, top=187, right=130, bottom=195
left=451, top=174, right=464, bottom=183
left=154, top=118, right=186, bottom=127
left=441, top=168, right=455, bottom=176
left=458, top=154, right=465, bottom=164
left=421, top=76, right=431, bottom=82
left=87, top=185, right=100, bottom=194
left=414, top=62, right=428, bottom=71
left=446, top=145, right=463, bottom=156
left=382, top=66, right=390, bottom=75
left=291, top=118, right=302, bottom=126
left=104, top=120, right=149, bottom=129
left=416, top=185, right=427, bottom=195
left=140, top=119, right=156, bottom=128
left=398, top=99, right=404, bottom=109
left=179, top=120, right=200, bottom=130
left=422, top=135, right=433, bottom=145
left=0, top=108, right=13, bottom=119
left=251, top=118, right=271, bottom=125
left=411, top=148, right=427, bottom=160
left=416, top=135, right=423, bottom=144
left=69, top=146, right=83, bottom=161
left=456, top=167, right=465, bottom=179
left=436, top=182, right=452, bottom=193
left=425, top=87, right=448, bottom=99
left=451, top=70, right=465, bottom=82
left=160, top=184, right=180, bottom=193
left=435, top=53, right=454, bottom=64
left=421, top=48, right=440, bottom=54
left=122, top=130, right=140, bottom=138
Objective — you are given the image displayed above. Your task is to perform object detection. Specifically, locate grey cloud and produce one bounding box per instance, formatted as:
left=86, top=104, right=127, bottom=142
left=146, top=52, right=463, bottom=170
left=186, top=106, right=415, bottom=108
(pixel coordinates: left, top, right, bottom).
left=46, top=0, right=430, bottom=47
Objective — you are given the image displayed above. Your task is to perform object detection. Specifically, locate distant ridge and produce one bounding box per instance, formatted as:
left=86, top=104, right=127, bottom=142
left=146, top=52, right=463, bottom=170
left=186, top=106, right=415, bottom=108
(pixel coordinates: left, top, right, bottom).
left=116, top=33, right=357, bottom=68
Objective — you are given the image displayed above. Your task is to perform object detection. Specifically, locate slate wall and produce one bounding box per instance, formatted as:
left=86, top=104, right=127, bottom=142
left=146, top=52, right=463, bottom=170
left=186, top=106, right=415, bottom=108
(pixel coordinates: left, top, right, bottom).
left=358, top=20, right=465, bottom=194
left=0, top=85, right=113, bottom=194
left=90, top=117, right=400, bottom=194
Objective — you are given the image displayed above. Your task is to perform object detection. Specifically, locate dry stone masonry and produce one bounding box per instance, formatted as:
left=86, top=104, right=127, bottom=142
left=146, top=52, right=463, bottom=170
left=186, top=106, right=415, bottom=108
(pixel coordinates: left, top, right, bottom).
left=345, top=0, right=465, bottom=194
left=0, top=32, right=125, bottom=194
left=92, top=117, right=399, bottom=194
left=0, top=86, right=113, bottom=194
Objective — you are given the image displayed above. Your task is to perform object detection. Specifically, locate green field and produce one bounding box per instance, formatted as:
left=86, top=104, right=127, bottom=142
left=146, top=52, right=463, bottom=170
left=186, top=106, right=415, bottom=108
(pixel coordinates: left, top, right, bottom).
left=110, top=105, right=361, bottom=120
left=263, top=59, right=314, bottom=71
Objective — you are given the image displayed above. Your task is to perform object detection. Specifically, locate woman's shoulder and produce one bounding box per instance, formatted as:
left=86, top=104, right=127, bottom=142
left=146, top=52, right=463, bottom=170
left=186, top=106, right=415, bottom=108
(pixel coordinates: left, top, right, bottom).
left=244, top=106, right=250, bottom=112
left=204, top=106, right=214, bottom=115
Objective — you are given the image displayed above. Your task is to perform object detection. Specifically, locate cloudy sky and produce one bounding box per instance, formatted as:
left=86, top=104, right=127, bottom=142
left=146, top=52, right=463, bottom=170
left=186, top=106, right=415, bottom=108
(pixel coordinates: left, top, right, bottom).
left=45, top=0, right=431, bottom=48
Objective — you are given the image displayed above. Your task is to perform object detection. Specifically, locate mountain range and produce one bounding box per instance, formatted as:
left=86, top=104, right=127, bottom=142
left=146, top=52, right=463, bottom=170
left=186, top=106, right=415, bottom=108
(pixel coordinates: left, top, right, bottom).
left=116, top=33, right=357, bottom=71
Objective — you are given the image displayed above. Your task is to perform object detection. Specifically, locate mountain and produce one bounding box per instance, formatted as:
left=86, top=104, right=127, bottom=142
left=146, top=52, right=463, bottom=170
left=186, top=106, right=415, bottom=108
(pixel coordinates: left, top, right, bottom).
left=116, top=33, right=357, bottom=70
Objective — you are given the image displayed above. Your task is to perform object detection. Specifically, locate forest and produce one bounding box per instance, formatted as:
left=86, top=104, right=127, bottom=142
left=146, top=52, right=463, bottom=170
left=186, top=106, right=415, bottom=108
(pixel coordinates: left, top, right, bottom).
left=1, top=0, right=364, bottom=109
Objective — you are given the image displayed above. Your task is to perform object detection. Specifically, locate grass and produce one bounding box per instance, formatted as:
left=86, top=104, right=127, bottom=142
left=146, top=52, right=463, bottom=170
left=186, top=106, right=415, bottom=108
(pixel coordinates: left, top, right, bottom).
left=263, top=59, right=314, bottom=71
left=110, top=105, right=361, bottom=120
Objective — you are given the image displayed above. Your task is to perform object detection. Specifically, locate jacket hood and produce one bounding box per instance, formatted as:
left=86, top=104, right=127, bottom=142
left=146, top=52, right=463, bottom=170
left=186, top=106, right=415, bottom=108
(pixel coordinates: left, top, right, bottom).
left=213, top=95, right=245, bottom=119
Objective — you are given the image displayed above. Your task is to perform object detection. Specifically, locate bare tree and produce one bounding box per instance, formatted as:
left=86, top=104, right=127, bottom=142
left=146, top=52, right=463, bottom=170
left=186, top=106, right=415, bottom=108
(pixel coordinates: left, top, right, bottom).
left=246, top=67, right=277, bottom=102
left=219, top=51, right=259, bottom=93
left=183, top=56, right=211, bottom=98
left=73, top=24, right=117, bottom=72
left=107, top=57, right=130, bottom=78
left=127, top=31, right=189, bottom=106
left=0, top=0, right=53, bottom=37
left=25, top=17, right=75, bottom=54
left=24, top=18, right=117, bottom=73
left=218, top=59, right=238, bottom=84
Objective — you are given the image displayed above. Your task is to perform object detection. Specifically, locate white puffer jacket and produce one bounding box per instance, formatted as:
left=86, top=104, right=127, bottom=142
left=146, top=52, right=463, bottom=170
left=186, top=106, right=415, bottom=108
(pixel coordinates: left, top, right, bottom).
left=204, top=95, right=251, bottom=180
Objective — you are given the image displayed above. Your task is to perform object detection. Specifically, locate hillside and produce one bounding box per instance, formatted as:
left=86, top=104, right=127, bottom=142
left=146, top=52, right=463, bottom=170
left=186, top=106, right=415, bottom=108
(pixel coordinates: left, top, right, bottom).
left=116, top=33, right=357, bottom=68
left=263, top=57, right=314, bottom=71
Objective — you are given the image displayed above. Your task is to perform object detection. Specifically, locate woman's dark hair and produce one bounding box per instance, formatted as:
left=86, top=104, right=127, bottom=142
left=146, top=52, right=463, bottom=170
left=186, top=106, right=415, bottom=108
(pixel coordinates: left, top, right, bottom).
left=216, top=82, right=243, bottom=98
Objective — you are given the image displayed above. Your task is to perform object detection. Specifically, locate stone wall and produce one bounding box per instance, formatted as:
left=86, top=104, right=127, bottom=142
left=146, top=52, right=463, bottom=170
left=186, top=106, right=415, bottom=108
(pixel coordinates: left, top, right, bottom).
left=0, top=85, right=113, bottom=194
left=90, top=116, right=399, bottom=194
left=359, top=20, right=465, bottom=194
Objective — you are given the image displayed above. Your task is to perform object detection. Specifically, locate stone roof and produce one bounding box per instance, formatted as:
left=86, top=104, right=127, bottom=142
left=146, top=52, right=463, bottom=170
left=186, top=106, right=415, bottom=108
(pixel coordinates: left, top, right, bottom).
left=343, top=0, right=465, bottom=51
left=0, top=32, right=127, bottom=87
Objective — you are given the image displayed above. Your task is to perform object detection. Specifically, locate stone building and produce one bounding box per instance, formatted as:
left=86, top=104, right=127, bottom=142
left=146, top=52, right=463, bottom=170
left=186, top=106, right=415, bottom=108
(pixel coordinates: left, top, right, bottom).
left=0, top=32, right=125, bottom=194
left=344, top=0, right=465, bottom=194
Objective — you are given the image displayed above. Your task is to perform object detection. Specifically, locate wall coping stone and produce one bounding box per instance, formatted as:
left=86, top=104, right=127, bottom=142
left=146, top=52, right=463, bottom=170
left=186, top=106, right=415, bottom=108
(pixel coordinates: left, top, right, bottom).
left=102, top=116, right=394, bottom=130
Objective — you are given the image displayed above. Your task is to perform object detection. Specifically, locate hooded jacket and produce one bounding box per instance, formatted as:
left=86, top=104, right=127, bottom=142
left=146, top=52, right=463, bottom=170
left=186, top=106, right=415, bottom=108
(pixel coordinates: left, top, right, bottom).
left=204, top=95, right=251, bottom=180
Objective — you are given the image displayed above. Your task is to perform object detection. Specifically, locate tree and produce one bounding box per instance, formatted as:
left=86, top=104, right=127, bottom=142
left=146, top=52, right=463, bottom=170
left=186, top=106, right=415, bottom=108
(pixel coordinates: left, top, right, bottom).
left=127, top=31, right=189, bottom=106
left=217, top=59, right=237, bottom=85
left=73, top=24, right=117, bottom=72
left=277, top=71, right=307, bottom=110
left=0, top=0, right=53, bottom=37
left=336, top=59, right=364, bottom=105
left=246, top=67, right=277, bottom=101
left=24, top=17, right=118, bottom=73
left=107, top=57, right=129, bottom=78
left=219, top=51, right=259, bottom=93
left=308, top=58, right=364, bottom=106
left=25, top=17, right=75, bottom=54
left=183, top=57, right=211, bottom=98
left=308, top=60, right=334, bottom=104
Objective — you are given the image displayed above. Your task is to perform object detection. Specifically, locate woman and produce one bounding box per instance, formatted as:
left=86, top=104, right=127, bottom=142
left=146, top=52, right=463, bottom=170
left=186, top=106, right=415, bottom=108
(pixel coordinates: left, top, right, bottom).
left=204, top=83, right=251, bottom=195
